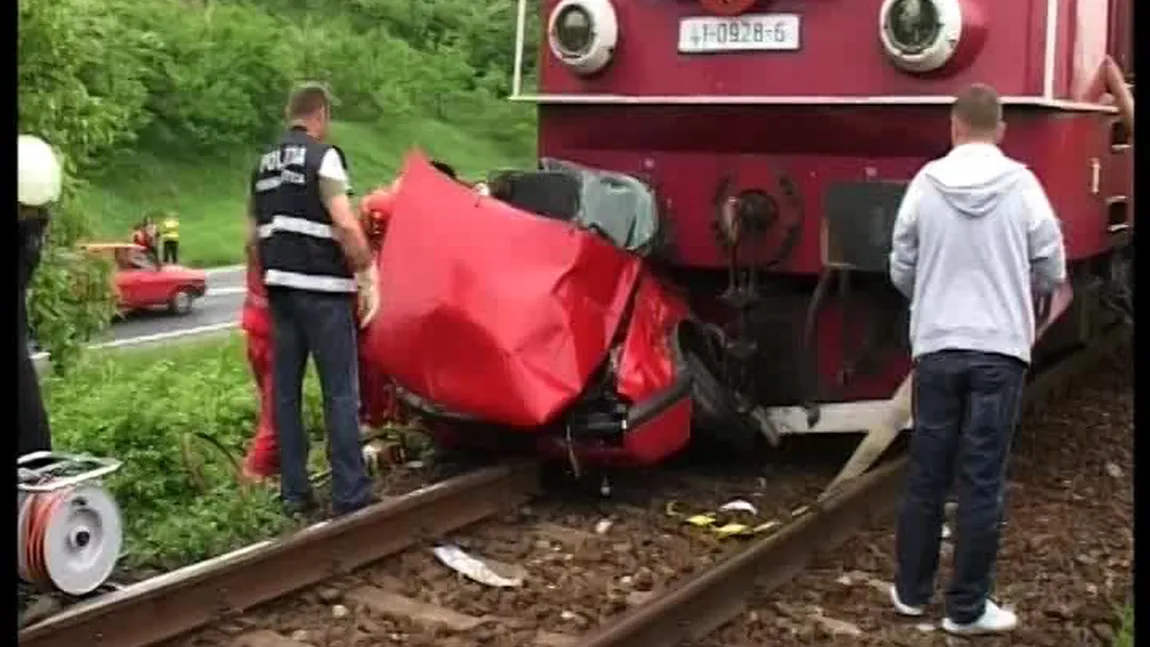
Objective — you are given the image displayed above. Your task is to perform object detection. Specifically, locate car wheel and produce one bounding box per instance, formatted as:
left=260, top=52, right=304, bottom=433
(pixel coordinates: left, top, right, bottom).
left=684, top=348, right=762, bottom=454
left=169, top=289, right=195, bottom=315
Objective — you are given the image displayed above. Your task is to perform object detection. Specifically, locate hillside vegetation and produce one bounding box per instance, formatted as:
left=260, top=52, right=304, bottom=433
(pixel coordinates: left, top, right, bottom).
left=19, top=0, right=539, bottom=367
left=75, top=119, right=535, bottom=267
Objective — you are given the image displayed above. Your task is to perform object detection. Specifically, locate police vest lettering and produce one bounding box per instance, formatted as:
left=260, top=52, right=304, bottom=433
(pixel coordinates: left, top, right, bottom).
left=254, top=146, right=309, bottom=193
left=251, top=130, right=354, bottom=294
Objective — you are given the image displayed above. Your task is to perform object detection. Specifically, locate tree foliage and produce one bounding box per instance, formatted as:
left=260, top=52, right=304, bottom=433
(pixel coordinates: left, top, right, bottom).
left=18, top=0, right=539, bottom=372
left=18, top=0, right=128, bottom=373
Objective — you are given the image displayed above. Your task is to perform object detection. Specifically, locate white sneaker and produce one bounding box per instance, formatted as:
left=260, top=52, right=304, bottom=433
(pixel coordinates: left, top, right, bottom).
left=890, top=585, right=925, bottom=617
left=943, top=600, right=1018, bottom=635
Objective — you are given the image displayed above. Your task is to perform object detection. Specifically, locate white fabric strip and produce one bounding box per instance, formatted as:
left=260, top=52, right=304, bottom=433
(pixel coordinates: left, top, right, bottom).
left=257, top=215, right=334, bottom=240
left=264, top=269, right=356, bottom=293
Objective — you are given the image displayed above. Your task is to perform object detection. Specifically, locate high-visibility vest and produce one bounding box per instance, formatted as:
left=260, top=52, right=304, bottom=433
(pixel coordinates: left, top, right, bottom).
left=161, top=217, right=180, bottom=242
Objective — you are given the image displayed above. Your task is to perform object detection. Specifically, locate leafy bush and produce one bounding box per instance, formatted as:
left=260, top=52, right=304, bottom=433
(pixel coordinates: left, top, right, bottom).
left=43, top=335, right=328, bottom=568
left=26, top=225, right=116, bottom=374
left=123, top=1, right=301, bottom=151
left=21, top=0, right=537, bottom=162
left=18, top=0, right=139, bottom=371
left=18, top=0, right=154, bottom=169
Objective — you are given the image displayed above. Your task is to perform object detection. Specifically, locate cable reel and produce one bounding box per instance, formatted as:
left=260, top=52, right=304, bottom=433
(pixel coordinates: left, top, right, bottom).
left=18, top=452, right=123, bottom=596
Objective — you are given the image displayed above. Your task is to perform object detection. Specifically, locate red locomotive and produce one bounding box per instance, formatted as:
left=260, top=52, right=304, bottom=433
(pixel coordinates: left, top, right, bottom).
left=362, top=0, right=1134, bottom=490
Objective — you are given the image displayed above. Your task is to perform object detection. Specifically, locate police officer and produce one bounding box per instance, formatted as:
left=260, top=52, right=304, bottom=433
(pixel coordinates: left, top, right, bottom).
left=18, top=135, right=63, bottom=457
left=247, top=83, right=380, bottom=517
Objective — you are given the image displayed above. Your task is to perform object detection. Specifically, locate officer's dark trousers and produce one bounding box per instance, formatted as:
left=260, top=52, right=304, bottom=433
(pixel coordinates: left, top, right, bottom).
left=267, top=287, right=372, bottom=514
left=163, top=240, right=179, bottom=264
left=17, top=303, right=51, bottom=457
left=894, top=350, right=1026, bottom=624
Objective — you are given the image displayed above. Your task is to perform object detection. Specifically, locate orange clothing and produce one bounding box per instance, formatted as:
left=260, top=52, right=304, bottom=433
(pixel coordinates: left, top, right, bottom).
left=361, top=185, right=398, bottom=221
left=360, top=185, right=398, bottom=250
left=241, top=254, right=276, bottom=478
left=242, top=333, right=278, bottom=478
left=241, top=255, right=270, bottom=337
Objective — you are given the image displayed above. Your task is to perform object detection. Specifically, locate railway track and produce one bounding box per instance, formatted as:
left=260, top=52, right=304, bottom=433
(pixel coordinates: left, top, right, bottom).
left=18, top=327, right=1128, bottom=647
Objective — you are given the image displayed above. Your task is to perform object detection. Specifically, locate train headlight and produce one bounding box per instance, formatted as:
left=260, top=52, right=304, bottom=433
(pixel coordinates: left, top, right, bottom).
left=878, top=0, right=965, bottom=73
left=548, top=0, right=618, bottom=76
left=555, top=6, right=594, bottom=54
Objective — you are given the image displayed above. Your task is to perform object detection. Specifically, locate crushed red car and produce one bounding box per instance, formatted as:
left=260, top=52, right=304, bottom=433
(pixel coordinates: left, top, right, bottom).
left=360, top=153, right=750, bottom=468
left=81, top=243, right=207, bottom=316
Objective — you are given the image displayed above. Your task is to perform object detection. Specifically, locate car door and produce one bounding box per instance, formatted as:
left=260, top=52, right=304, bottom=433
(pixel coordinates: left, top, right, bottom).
left=113, top=250, right=146, bottom=309
left=131, top=250, right=173, bottom=306
left=115, top=249, right=169, bottom=309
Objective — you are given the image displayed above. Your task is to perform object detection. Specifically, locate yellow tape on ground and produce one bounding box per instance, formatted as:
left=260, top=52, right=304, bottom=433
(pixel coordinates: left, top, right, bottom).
left=685, top=514, right=717, bottom=527
left=665, top=500, right=782, bottom=539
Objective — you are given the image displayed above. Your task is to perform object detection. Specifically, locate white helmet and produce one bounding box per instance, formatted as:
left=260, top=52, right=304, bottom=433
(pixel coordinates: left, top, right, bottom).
left=18, top=135, right=62, bottom=207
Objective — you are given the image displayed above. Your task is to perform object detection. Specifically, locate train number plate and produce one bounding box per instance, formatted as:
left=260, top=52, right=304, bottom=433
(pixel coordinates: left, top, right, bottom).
left=678, top=14, right=801, bottom=54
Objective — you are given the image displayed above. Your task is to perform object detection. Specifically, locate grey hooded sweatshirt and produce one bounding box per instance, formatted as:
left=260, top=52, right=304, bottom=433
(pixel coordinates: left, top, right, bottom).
left=889, top=143, right=1066, bottom=364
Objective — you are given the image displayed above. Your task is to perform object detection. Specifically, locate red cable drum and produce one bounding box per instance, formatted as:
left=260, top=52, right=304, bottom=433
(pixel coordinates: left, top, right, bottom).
left=18, top=485, right=123, bottom=595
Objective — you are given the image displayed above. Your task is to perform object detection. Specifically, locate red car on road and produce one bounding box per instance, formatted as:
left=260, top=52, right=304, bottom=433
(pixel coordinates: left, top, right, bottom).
left=81, top=243, right=207, bottom=316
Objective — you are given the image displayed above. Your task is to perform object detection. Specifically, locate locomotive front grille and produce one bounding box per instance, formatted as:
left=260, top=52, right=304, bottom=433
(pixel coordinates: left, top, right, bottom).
left=822, top=181, right=909, bottom=273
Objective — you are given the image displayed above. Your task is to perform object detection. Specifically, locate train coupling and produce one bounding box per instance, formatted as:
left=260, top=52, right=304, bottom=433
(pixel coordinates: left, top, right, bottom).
left=747, top=405, right=782, bottom=447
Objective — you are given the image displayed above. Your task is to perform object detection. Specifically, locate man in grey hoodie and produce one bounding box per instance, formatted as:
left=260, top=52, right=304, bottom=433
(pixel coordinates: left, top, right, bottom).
left=887, top=84, right=1066, bottom=635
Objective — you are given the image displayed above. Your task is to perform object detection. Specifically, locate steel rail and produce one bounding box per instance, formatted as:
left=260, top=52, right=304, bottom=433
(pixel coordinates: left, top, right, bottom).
left=575, top=328, right=1129, bottom=647
left=19, top=461, right=540, bottom=647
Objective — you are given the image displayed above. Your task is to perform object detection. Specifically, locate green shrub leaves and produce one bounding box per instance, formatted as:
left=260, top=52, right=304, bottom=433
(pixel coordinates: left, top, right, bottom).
left=42, top=336, right=327, bottom=568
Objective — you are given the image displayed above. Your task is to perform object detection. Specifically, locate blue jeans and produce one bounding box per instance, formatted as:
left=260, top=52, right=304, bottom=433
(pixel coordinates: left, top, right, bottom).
left=267, top=288, right=373, bottom=514
left=894, top=350, right=1026, bottom=624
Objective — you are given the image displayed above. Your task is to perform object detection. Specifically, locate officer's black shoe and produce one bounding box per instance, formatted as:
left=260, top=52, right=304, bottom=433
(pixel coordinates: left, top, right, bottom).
left=332, top=495, right=380, bottom=518
left=282, top=496, right=320, bottom=520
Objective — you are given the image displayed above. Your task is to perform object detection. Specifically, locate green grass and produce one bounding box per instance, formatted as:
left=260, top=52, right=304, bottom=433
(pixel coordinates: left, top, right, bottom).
left=41, top=332, right=429, bottom=569
left=42, top=333, right=311, bottom=569
left=82, top=330, right=245, bottom=365
left=75, top=118, right=535, bottom=268
left=1115, top=604, right=1133, bottom=646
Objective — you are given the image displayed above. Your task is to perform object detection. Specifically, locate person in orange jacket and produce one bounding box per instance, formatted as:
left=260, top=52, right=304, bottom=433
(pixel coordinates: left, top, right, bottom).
left=357, top=180, right=403, bottom=429
left=240, top=246, right=279, bottom=481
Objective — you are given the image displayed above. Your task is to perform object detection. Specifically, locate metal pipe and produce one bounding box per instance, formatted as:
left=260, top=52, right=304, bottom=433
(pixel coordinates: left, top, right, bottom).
left=512, top=0, right=528, bottom=98
left=799, top=269, right=836, bottom=424
left=1042, top=0, right=1059, bottom=99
